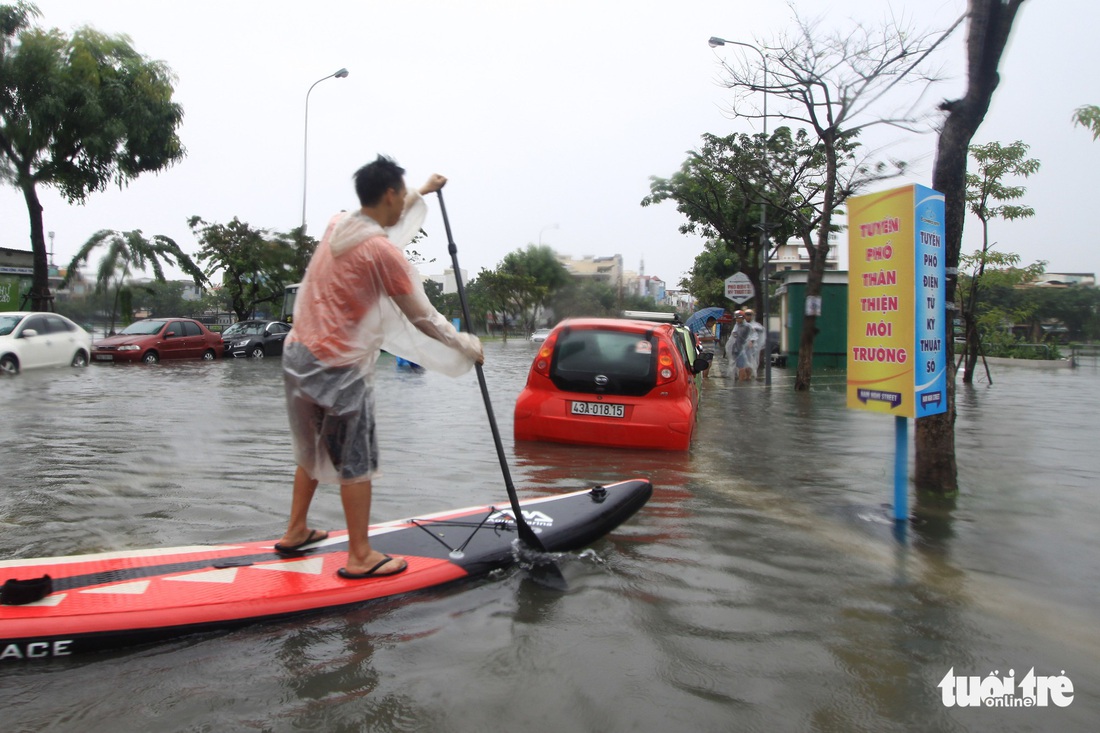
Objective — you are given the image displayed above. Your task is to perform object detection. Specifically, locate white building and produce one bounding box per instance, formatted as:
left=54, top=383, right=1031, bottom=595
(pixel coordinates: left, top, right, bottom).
left=423, top=267, right=467, bottom=294
left=557, top=254, right=624, bottom=287
left=1030, top=272, right=1095, bottom=288
left=769, top=232, right=842, bottom=276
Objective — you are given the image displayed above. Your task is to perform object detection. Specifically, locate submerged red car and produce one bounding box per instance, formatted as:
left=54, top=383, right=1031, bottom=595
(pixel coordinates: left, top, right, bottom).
left=513, top=316, right=710, bottom=451
left=92, top=318, right=223, bottom=364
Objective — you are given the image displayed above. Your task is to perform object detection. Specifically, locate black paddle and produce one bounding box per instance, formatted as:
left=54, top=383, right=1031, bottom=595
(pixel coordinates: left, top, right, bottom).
left=435, top=189, right=565, bottom=588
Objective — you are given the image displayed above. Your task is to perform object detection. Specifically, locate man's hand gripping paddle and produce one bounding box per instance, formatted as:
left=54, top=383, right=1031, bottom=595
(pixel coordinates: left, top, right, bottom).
left=435, top=189, right=567, bottom=591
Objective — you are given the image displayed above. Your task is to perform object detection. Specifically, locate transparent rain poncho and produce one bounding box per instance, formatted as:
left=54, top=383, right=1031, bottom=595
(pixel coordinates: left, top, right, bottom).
left=284, top=192, right=480, bottom=483
left=725, top=319, right=756, bottom=375
left=747, top=320, right=766, bottom=371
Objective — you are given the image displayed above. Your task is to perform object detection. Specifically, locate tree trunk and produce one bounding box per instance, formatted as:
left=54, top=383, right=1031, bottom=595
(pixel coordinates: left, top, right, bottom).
left=962, top=313, right=980, bottom=383
left=21, top=179, right=52, bottom=311
left=794, top=142, right=838, bottom=391
left=794, top=264, right=825, bottom=391
left=915, top=0, right=1026, bottom=496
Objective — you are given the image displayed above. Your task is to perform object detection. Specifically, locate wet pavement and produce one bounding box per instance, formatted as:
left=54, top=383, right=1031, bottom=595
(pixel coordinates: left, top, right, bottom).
left=1, top=343, right=1097, bottom=731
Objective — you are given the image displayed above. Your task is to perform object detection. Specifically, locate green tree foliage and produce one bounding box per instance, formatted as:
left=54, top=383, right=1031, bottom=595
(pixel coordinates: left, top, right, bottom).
left=1072, top=104, right=1100, bottom=140
left=289, top=226, right=318, bottom=283
left=190, top=217, right=298, bottom=322
left=959, top=140, right=1040, bottom=382
left=132, top=279, right=191, bottom=319
left=422, top=278, right=445, bottom=312
left=546, top=278, right=668, bottom=321
left=465, top=245, right=667, bottom=334
left=0, top=3, right=186, bottom=309
left=676, top=239, right=741, bottom=309
left=958, top=270, right=1100, bottom=351
left=956, top=252, right=1045, bottom=374
left=643, top=132, right=769, bottom=307
left=645, top=128, right=863, bottom=312
left=474, top=267, right=535, bottom=341
left=497, top=245, right=571, bottom=334
left=458, top=275, right=490, bottom=334
left=1030, top=286, right=1100, bottom=342
left=549, top=278, right=619, bottom=320
left=717, top=13, right=952, bottom=390
left=61, top=229, right=205, bottom=333
left=402, top=231, right=436, bottom=269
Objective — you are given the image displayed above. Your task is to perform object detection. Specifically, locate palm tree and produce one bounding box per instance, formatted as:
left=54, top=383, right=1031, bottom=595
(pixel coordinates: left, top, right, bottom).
left=62, top=230, right=207, bottom=333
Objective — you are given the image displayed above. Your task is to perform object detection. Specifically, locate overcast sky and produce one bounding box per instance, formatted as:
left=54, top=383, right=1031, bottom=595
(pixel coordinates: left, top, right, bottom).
left=3, top=0, right=1097, bottom=290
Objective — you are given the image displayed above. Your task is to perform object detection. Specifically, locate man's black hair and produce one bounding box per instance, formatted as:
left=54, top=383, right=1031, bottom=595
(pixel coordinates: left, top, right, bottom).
left=354, top=155, right=406, bottom=207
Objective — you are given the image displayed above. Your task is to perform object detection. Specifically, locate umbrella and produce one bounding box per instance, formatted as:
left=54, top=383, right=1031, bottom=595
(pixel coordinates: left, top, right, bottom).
left=684, top=307, right=727, bottom=334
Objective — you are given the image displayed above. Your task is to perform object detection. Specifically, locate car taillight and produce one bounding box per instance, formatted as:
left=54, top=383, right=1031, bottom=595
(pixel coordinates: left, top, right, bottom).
left=533, top=332, right=559, bottom=378
left=657, top=341, right=677, bottom=385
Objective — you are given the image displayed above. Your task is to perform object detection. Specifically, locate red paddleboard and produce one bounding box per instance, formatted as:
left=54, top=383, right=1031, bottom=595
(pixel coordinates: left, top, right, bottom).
left=0, top=479, right=651, bottom=662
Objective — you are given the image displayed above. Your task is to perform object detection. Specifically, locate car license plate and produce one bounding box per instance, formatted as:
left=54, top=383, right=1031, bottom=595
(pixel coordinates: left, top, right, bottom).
left=571, top=401, right=624, bottom=418
left=94, top=354, right=113, bottom=361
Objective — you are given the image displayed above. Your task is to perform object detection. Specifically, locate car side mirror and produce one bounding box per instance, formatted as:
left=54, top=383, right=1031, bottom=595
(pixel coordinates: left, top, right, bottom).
left=20, top=328, right=38, bottom=338
left=692, top=352, right=713, bottom=375
left=165, top=330, right=177, bottom=338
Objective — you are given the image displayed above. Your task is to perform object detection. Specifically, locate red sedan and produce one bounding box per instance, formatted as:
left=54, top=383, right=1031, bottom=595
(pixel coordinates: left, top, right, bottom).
left=514, top=317, right=710, bottom=451
left=92, top=318, right=223, bottom=364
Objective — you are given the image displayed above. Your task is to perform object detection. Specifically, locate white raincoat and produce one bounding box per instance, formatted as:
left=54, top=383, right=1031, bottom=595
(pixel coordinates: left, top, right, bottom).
left=284, top=192, right=480, bottom=482
left=725, top=319, right=754, bottom=370
left=747, top=320, right=766, bottom=370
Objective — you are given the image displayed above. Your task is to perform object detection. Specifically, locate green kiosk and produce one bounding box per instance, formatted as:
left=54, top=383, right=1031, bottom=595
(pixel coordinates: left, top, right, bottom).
left=775, top=270, right=849, bottom=369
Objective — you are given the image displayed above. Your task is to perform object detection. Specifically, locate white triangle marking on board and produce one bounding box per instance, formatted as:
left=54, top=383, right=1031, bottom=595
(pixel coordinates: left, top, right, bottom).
left=82, top=580, right=151, bottom=595
left=252, top=557, right=325, bottom=575
left=164, top=567, right=239, bottom=584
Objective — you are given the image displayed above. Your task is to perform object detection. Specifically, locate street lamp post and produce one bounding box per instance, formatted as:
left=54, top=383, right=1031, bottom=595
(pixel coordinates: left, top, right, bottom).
left=538, top=223, right=559, bottom=246
left=301, top=68, right=349, bottom=235
left=708, top=37, right=772, bottom=386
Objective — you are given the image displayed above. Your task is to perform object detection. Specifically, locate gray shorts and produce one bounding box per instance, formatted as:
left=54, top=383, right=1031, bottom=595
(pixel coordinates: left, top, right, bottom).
left=283, top=343, right=378, bottom=482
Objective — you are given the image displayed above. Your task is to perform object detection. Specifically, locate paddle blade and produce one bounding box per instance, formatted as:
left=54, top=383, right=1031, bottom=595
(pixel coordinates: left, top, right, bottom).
left=513, top=539, right=568, bottom=591
left=528, top=561, right=568, bottom=591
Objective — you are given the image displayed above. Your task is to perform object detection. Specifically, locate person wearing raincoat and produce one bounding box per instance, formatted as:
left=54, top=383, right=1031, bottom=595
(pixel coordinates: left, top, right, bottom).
left=742, top=308, right=766, bottom=380
left=276, top=156, right=483, bottom=580
left=725, top=310, right=756, bottom=382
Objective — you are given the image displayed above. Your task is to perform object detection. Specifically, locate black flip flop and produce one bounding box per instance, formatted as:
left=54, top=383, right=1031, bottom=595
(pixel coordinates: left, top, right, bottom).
left=273, top=529, right=329, bottom=554
left=337, top=555, right=408, bottom=579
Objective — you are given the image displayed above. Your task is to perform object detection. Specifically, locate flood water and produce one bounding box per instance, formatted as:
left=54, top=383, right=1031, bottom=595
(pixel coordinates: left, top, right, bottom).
left=1, top=343, right=1097, bottom=732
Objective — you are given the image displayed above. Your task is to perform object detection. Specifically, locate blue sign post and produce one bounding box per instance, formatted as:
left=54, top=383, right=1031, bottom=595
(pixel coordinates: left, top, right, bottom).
left=847, top=184, right=947, bottom=530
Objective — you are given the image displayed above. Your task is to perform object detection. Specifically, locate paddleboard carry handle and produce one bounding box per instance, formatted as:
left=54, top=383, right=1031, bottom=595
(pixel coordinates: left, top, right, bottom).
left=1, top=574, right=53, bottom=605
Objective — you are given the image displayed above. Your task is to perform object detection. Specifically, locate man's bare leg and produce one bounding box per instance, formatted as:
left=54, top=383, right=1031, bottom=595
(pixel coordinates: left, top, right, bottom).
left=277, top=465, right=321, bottom=547
left=340, top=479, right=406, bottom=575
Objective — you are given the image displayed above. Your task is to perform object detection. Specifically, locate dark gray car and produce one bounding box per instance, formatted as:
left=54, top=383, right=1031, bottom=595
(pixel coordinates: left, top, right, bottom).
left=221, top=320, right=291, bottom=359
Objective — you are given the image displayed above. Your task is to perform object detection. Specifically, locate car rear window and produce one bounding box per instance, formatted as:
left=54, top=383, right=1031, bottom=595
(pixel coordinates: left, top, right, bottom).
left=44, top=315, right=75, bottom=333
left=551, top=328, right=657, bottom=396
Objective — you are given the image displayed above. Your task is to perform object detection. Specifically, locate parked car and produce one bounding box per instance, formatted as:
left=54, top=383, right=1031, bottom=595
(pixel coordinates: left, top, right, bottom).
left=529, top=328, right=553, bottom=343
left=221, top=319, right=291, bottom=358
left=514, top=316, right=711, bottom=451
left=92, top=318, right=223, bottom=364
left=0, top=312, right=92, bottom=375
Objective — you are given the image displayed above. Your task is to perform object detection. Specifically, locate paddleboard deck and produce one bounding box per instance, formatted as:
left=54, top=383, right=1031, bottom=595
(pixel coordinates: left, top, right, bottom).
left=0, top=479, right=651, bottom=662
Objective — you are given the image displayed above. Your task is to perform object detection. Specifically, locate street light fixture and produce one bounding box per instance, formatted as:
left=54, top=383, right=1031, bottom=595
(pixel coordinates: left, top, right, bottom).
left=709, top=37, right=773, bottom=386
left=301, top=67, right=349, bottom=235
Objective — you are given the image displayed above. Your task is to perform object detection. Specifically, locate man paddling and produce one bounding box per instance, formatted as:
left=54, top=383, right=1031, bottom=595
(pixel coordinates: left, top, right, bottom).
left=278, top=156, right=483, bottom=579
